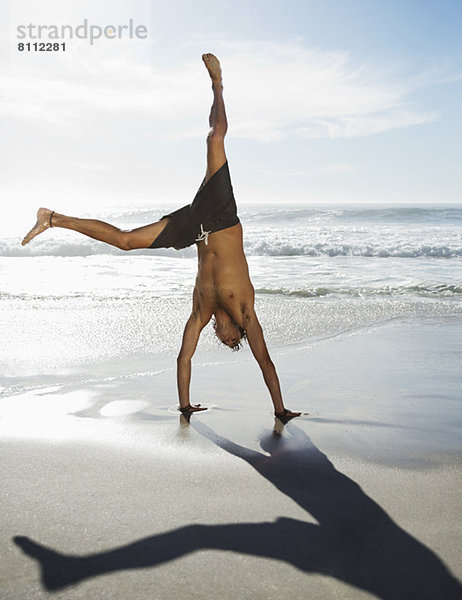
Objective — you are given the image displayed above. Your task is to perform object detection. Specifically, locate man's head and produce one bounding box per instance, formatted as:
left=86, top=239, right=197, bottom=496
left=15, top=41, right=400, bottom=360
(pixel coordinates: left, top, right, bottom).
left=213, top=311, right=246, bottom=351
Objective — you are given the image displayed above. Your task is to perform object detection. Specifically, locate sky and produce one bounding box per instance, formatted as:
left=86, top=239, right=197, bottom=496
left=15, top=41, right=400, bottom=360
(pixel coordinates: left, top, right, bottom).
left=1, top=0, right=461, bottom=224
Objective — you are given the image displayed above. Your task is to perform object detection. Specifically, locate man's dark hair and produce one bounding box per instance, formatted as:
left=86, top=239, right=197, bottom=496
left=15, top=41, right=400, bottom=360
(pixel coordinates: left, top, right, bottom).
left=213, top=317, right=247, bottom=351
left=228, top=326, right=247, bottom=352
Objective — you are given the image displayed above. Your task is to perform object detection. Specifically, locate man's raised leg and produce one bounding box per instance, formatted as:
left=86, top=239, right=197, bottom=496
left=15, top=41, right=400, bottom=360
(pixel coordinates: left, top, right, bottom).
left=22, top=207, right=169, bottom=250
left=22, top=55, right=228, bottom=250
left=202, top=53, right=228, bottom=183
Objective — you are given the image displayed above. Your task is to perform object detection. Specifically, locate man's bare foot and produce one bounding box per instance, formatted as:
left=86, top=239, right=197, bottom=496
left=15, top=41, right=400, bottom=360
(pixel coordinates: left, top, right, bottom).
left=275, top=408, right=302, bottom=424
left=22, top=208, right=54, bottom=246
left=202, top=53, right=222, bottom=85
left=179, top=403, right=208, bottom=414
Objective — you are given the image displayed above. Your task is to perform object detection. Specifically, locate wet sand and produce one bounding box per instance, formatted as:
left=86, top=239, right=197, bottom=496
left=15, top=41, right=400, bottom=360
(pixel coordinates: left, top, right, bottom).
left=1, top=316, right=462, bottom=599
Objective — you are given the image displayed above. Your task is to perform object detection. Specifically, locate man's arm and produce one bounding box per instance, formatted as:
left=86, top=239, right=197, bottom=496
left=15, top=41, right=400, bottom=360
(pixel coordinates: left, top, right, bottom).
left=177, top=309, right=210, bottom=412
left=243, top=308, right=284, bottom=413
left=243, top=307, right=301, bottom=419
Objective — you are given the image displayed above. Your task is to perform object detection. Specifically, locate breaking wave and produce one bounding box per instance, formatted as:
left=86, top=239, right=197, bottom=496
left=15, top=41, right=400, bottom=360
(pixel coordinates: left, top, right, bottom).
left=3, top=204, right=461, bottom=258
left=255, top=284, right=462, bottom=300
left=244, top=240, right=462, bottom=258
left=2, top=237, right=461, bottom=259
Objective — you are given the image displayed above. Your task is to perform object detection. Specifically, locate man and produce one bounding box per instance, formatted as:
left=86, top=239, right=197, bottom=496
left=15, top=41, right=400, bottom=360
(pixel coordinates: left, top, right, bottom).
left=22, top=53, right=301, bottom=421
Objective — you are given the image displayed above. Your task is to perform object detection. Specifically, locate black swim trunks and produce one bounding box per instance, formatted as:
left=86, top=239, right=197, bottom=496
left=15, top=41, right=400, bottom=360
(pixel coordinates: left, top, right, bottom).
left=150, top=161, right=240, bottom=250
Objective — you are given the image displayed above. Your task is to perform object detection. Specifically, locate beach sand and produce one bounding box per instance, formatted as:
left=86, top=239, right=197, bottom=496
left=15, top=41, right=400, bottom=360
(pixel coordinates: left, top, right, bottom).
left=1, top=316, right=462, bottom=599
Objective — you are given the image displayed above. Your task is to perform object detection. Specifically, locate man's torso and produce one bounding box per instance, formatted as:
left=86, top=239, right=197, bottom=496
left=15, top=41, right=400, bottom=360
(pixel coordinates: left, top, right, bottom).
left=194, top=223, right=254, bottom=325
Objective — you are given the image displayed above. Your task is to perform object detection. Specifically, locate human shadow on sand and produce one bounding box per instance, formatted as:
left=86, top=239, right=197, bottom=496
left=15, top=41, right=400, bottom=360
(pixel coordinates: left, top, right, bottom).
left=13, top=422, right=462, bottom=599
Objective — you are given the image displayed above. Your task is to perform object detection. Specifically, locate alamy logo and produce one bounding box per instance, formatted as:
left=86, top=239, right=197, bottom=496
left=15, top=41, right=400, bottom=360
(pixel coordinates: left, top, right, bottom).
left=17, top=19, right=148, bottom=46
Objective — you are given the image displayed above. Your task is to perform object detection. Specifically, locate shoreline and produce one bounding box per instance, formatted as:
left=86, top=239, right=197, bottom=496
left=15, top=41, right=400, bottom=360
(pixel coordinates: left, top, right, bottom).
left=1, top=315, right=461, bottom=455
left=1, top=315, right=462, bottom=599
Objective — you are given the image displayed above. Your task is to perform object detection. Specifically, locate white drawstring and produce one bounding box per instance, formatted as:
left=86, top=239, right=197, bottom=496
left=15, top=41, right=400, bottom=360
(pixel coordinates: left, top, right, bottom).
left=195, top=223, right=211, bottom=245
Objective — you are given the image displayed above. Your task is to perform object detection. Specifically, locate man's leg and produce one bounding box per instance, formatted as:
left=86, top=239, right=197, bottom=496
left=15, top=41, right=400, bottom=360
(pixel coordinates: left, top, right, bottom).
left=22, top=207, right=169, bottom=250
left=202, top=54, right=228, bottom=183
left=23, top=54, right=226, bottom=249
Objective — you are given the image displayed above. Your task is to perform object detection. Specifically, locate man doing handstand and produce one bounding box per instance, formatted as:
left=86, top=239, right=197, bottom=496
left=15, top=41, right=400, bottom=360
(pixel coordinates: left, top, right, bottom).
left=22, top=53, right=301, bottom=421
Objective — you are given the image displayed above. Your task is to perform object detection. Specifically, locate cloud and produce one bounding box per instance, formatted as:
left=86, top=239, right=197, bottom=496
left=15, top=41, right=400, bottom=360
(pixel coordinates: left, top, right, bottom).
left=298, top=108, right=437, bottom=139
left=221, top=41, right=440, bottom=139
left=0, top=38, right=448, bottom=141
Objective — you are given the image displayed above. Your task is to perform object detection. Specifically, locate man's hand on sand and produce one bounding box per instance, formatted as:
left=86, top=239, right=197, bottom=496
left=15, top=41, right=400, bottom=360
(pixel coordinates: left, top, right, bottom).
left=179, top=403, right=208, bottom=414
left=275, top=408, right=302, bottom=424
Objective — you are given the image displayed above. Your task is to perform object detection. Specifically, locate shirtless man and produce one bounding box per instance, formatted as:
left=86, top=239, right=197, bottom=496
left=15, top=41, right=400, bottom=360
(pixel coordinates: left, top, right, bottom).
left=22, top=53, right=301, bottom=421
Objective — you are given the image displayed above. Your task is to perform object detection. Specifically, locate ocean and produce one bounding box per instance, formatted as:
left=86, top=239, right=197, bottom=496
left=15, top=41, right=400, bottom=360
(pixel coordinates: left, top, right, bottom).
left=1, top=204, right=461, bottom=395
